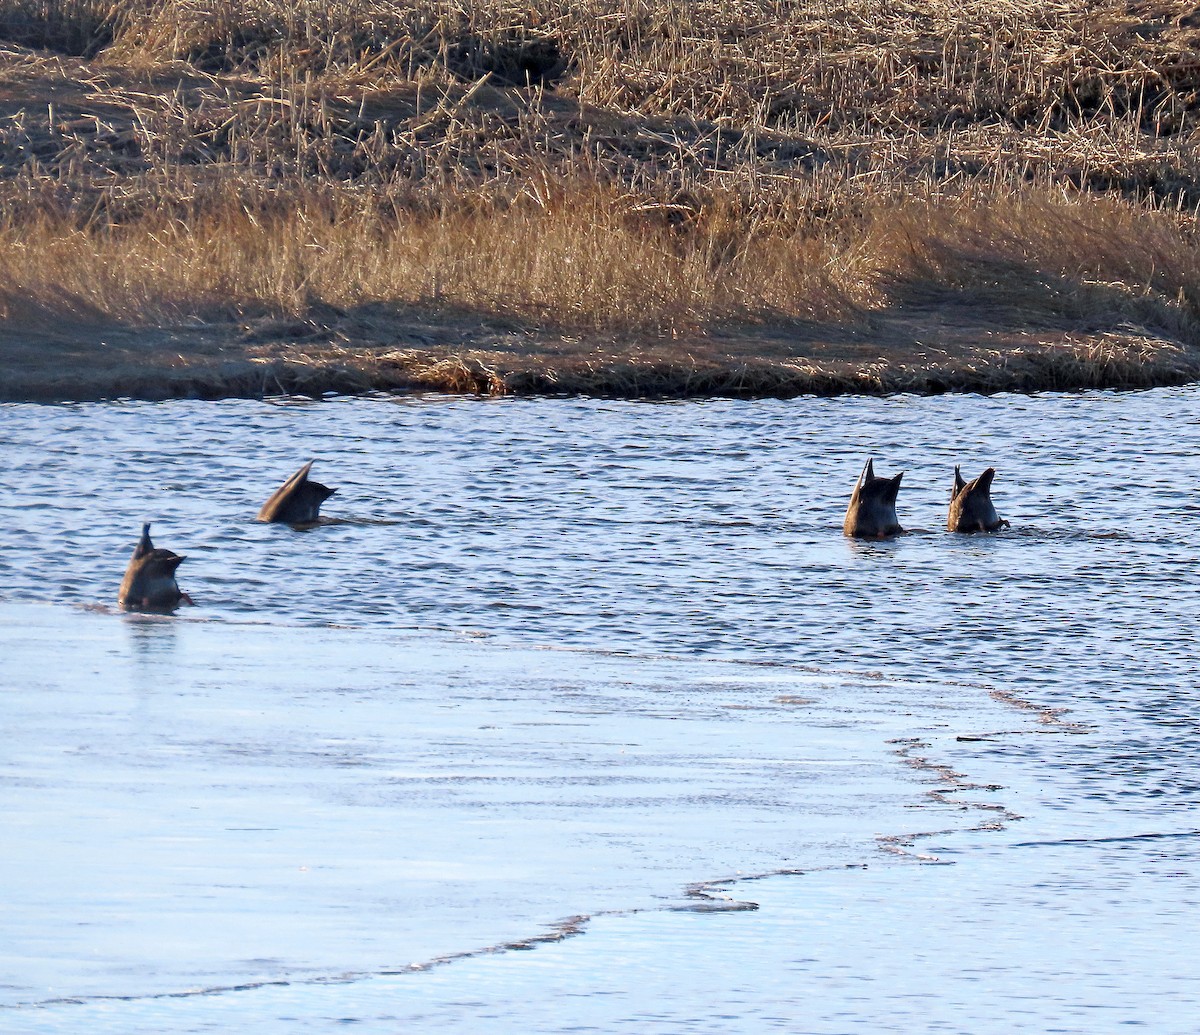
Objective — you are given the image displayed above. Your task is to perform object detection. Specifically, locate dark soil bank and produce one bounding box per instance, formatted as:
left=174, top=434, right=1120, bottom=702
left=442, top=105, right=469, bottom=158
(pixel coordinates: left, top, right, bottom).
left=5, top=303, right=1199, bottom=402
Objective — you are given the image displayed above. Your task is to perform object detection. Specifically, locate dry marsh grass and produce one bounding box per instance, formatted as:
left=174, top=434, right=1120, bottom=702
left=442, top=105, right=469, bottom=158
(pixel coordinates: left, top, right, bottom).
left=2, top=0, right=1200, bottom=398
left=3, top=184, right=1197, bottom=335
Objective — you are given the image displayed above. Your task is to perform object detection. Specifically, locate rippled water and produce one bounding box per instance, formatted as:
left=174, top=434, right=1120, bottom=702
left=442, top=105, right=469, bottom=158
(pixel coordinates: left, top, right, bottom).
left=3, top=391, right=1195, bottom=670
left=1, top=388, right=1198, bottom=1032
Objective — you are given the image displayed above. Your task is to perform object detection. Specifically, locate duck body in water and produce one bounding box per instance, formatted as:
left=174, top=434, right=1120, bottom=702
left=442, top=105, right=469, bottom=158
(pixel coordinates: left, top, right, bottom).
left=947, top=466, right=1010, bottom=532
left=843, top=458, right=905, bottom=539
left=257, top=460, right=337, bottom=524
left=118, top=523, right=193, bottom=612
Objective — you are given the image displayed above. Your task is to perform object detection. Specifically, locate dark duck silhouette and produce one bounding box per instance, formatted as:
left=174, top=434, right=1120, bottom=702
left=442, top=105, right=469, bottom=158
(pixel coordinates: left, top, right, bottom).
left=842, top=458, right=904, bottom=539
left=256, top=460, right=337, bottom=524
left=118, top=523, right=193, bottom=612
left=947, top=466, right=1010, bottom=533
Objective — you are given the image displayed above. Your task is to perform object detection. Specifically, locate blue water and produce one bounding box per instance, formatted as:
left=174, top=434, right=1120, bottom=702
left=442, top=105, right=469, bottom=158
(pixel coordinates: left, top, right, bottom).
left=1, top=388, right=1197, bottom=1032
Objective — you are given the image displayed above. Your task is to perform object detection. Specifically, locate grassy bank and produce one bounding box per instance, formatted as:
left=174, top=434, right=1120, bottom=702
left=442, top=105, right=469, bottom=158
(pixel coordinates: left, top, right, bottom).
left=2, top=0, right=1200, bottom=399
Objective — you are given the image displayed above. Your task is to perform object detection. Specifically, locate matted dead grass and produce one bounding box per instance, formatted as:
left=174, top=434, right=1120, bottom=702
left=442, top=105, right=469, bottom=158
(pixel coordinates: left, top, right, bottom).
left=2, top=0, right=1200, bottom=399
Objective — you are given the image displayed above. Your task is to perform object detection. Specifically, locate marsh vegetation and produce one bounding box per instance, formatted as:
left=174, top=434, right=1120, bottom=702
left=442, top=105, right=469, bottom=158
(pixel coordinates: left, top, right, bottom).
left=2, top=0, right=1200, bottom=398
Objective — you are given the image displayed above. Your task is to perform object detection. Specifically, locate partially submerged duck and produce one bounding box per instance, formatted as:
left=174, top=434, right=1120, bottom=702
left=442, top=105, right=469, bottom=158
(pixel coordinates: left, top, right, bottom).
left=843, top=458, right=904, bottom=539
left=118, top=523, right=193, bottom=612
left=947, top=466, right=1010, bottom=533
left=257, top=460, right=337, bottom=524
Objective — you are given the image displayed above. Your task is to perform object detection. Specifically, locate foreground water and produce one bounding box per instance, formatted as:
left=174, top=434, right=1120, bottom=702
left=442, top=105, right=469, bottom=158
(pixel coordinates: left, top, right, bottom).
left=0, top=389, right=1197, bottom=1032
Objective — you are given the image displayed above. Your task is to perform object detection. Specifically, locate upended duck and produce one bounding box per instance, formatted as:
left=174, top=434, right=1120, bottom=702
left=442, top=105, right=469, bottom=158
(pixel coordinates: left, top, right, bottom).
left=118, top=523, right=193, bottom=612
left=257, top=460, right=337, bottom=524
left=843, top=458, right=904, bottom=539
left=947, top=466, right=1010, bottom=532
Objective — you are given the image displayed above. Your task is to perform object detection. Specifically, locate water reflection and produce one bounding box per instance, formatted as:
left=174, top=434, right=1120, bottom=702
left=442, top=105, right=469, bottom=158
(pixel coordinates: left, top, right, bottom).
left=122, top=611, right=179, bottom=660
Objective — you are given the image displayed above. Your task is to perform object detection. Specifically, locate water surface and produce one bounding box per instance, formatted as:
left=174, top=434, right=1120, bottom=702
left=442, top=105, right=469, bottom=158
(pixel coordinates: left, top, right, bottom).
left=1, top=389, right=1197, bottom=1032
